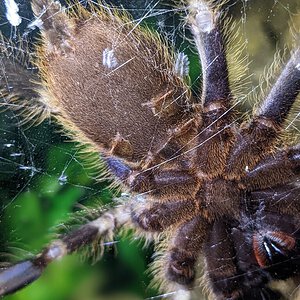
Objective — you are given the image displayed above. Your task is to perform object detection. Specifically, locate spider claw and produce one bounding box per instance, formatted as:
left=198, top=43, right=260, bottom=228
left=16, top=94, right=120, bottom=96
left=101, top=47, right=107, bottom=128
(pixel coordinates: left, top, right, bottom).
left=0, top=260, right=44, bottom=296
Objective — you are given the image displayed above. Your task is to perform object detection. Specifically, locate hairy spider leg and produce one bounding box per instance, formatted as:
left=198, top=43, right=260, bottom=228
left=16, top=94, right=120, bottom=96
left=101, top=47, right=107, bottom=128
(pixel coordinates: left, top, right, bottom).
left=187, top=0, right=236, bottom=177
left=227, top=49, right=300, bottom=178
left=188, top=0, right=231, bottom=114
left=0, top=204, right=131, bottom=296
left=204, top=218, right=287, bottom=300
left=242, top=144, right=300, bottom=191
left=131, top=199, right=199, bottom=232
left=204, top=219, right=244, bottom=299
left=166, top=215, right=209, bottom=287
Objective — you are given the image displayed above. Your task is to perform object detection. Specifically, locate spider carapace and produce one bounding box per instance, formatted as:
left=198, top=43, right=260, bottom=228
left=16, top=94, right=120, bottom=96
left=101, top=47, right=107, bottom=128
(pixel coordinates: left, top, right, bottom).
left=0, top=0, right=300, bottom=299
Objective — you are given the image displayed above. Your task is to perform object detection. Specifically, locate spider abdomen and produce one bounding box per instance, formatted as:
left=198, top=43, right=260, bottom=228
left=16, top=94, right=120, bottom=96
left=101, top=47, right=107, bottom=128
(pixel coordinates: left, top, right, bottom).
left=36, top=6, right=193, bottom=163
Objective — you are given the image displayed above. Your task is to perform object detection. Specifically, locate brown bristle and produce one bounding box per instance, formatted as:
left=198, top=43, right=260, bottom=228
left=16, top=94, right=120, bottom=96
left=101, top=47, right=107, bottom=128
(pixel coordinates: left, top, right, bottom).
left=37, top=5, right=193, bottom=163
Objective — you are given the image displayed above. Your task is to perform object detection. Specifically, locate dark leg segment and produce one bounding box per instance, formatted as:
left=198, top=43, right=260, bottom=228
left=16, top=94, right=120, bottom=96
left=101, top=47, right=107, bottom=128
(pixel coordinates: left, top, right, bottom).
left=188, top=0, right=231, bottom=111
left=128, top=169, right=198, bottom=198
left=227, top=50, right=300, bottom=177
left=257, top=50, right=300, bottom=124
left=204, top=220, right=241, bottom=299
left=0, top=225, right=98, bottom=296
left=104, top=156, right=199, bottom=197
left=166, top=215, right=209, bottom=286
left=242, top=143, right=300, bottom=190
left=131, top=199, right=199, bottom=232
left=0, top=261, right=43, bottom=296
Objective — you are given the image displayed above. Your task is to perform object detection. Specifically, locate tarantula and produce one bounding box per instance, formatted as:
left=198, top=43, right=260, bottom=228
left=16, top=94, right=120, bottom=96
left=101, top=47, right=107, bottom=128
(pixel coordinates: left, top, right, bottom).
left=0, top=0, right=300, bottom=299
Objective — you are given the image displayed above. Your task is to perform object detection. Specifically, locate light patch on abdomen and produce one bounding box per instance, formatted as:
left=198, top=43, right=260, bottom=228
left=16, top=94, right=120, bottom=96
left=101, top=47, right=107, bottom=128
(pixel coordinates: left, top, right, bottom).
left=102, top=48, right=118, bottom=69
left=174, top=52, right=189, bottom=78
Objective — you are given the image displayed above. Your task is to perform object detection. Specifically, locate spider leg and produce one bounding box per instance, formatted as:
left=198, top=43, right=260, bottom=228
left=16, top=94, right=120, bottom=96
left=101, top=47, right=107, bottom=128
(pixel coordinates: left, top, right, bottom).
left=241, top=143, right=300, bottom=191
left=0, top=203, right=131, bottom=296
left=205, top=220, right=283, bottom=300
left=187, top=1, right=236, bottom=176
left=257, top=50, right=300, bottom=125
left=131, top=199, right=199, bottom=232
left=0, top=53, right=39, bottom=102
left=188, top=0, right=231, bottom=114
left=233, top=203, right=300, bottom=296
left=108, top=158, right=200, bottom=197
left=166, top=215, right=209, bottom=287
left=227, top=50, right=300, bottom=177
left=204, top=219, right=240, bottom=299
left=0, top=35, right=44, bottom=122
left=104, top=154, right=199, bottom=197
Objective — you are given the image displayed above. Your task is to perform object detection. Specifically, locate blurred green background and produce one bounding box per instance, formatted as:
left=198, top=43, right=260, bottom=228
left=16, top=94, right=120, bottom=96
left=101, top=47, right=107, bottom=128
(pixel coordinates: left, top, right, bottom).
left=0, top=1, right=299, bottom=300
